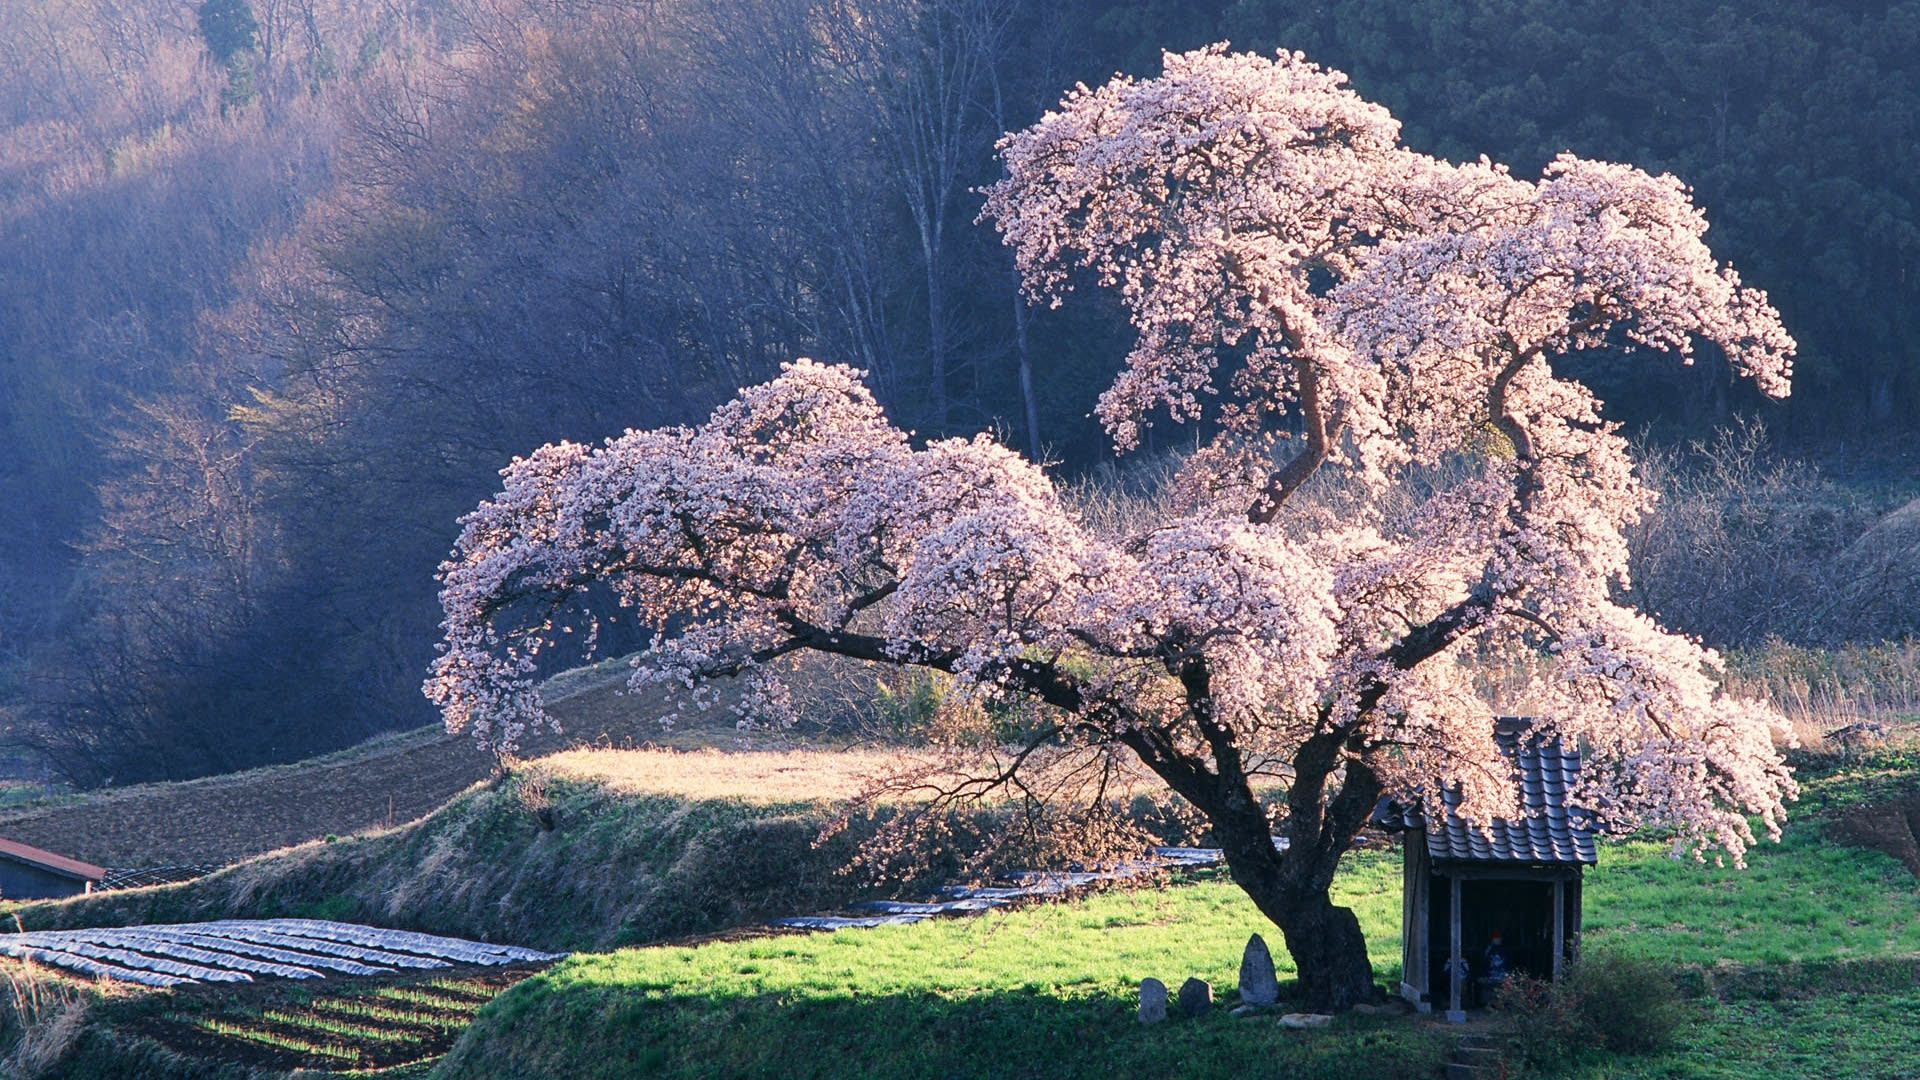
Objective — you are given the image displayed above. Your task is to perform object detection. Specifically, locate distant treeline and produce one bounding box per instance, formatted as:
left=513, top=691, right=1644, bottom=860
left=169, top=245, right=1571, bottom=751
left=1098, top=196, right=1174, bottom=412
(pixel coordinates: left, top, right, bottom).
left=1, top=0, right=1915, bottom=785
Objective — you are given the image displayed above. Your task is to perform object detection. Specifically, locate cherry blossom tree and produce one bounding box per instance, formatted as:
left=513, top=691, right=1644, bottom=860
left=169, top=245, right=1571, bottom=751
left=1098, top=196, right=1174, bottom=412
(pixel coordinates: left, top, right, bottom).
left=427, top=45, right=1797, bottom=1010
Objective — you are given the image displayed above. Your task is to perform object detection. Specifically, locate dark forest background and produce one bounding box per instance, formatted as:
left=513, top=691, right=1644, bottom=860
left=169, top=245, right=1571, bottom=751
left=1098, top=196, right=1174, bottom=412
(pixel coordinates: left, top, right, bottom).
left=2, top=0, right=1915, bottom=785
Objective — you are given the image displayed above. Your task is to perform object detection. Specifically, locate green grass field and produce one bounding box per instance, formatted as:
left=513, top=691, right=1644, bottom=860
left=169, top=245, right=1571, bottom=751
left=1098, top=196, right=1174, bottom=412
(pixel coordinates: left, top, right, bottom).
left=435, top=852, right=1449, bottom=1080
left=1583, top=831, right=1920, bottom=967
left=433, top=817, right=1920, bottom=1080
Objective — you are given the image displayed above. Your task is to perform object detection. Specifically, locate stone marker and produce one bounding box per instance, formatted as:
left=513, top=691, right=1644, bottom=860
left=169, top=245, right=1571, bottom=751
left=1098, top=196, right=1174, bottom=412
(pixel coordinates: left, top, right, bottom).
left=1138, top=977, right=1168, bottom=1024
left=1178, top=976, right=1213, bottom=1017
left=1238, top=933, right=1279, bottom=1007
left=1279, top=1012, right=1332, bottom=1029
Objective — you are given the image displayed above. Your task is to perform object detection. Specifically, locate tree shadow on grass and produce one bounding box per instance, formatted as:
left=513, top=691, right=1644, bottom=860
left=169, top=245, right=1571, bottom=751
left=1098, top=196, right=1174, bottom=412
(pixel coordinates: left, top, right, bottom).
left=442, top=982, right=1451, bottom=1080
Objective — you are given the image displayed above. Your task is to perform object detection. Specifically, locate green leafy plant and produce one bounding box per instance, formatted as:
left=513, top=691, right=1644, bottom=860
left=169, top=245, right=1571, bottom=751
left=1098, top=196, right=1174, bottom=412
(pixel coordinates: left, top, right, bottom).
left=1499, top=949, right=1690, bottom=1069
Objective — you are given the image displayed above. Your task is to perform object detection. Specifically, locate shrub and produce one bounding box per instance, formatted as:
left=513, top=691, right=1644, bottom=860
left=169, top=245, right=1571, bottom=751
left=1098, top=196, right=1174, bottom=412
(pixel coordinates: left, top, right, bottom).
left=1498, top=949, right=1688, bottom=1069
left=1626, top=424, right=1915, bottom=649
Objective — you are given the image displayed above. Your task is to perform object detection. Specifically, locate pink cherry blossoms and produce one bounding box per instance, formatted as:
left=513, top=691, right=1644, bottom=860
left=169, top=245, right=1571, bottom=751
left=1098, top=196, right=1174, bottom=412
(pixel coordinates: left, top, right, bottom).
left=430, top=46, right=1798, bottom=995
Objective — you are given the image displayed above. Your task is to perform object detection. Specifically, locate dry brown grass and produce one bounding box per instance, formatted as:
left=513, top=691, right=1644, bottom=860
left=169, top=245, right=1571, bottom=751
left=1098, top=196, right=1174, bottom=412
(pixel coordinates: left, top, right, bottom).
left=1, top=961, right=107, bottom=1079
left=1722, top=638, right=1920, bottom=756
left=535, top=746, right=939, bottom=804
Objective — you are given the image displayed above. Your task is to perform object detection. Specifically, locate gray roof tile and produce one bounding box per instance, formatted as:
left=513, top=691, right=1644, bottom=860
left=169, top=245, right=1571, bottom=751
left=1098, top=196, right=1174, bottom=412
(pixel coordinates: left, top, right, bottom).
left=1379, top=717, right=1598, bottom=866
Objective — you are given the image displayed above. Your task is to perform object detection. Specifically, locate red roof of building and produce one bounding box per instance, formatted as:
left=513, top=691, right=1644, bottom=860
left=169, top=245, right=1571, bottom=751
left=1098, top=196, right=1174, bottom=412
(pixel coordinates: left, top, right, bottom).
left=0, top=837, right=105, bottom=882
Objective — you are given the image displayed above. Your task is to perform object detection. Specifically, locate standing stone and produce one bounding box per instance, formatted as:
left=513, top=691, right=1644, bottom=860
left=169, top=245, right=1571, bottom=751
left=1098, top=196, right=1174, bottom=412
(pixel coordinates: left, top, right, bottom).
left=1138, top=977, right=1168, bottom=1024
left=1238, top=933, right=1280, bottom=1007
left=1178, top=976, right=1213, bottom=1017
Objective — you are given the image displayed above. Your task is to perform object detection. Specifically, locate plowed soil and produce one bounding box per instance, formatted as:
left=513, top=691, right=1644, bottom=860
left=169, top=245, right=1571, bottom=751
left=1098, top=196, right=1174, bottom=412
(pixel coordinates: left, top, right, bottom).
left=0, top=729, right=488, bottom=866
left=0, top=670, right=761, bottom=867
left=122, top=964, right=543, bottom=1074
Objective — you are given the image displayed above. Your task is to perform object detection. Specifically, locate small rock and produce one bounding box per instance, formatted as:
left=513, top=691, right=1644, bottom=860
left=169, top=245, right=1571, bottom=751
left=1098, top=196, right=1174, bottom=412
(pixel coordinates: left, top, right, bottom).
left=1178, top=976, right=1213, bottom=1017
left=1279, top=1012, right=1333, bottom=1029
left=1238, top=933, right=1280, bottom=1007
left=1138, top=977, right=1168, bottom=1024
left=1229, top=1004, right=1266, bottom=1018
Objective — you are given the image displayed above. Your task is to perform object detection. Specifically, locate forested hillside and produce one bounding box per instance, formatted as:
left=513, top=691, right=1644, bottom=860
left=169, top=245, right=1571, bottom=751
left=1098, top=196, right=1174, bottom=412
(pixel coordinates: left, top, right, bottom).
left=2, top=0, right=1915, bottom=786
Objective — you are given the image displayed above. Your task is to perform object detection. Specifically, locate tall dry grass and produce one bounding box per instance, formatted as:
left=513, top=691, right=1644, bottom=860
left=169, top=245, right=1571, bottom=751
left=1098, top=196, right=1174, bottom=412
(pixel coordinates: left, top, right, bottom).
left=1725, top=639, right=1920, bottom=750
left=0, top=962, right=91, bottom=1079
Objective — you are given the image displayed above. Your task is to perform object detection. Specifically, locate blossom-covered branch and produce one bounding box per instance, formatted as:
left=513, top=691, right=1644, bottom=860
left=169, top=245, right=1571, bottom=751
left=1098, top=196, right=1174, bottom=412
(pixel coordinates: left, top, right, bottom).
left=431, top=45, right=1798, bottom=1010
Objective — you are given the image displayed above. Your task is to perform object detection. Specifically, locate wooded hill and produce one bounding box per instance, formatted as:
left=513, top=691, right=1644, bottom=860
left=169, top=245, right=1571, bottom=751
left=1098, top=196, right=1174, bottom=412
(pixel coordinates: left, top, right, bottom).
left=2, top=0, right=1916, bottom=785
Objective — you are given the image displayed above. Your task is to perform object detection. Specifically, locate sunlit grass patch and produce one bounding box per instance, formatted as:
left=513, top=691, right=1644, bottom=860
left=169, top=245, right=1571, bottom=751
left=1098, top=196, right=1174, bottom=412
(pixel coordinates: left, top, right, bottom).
left=535, top=747, right=933, bottom=804
left=533, top=743, right=1171, bottom=807
left=540, top=852, right=1399, bottom=1001
left=1582, top=830, right=1920, bottom=967
left=435, top=853, right=1434, bottom=1080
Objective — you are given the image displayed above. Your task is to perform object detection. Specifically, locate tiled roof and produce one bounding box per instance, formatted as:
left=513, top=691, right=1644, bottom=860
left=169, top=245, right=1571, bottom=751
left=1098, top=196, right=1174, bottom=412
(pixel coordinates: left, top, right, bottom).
left=0, top=837, right=106, bottom=882
left=1378, top=718, right=1598, bottom=866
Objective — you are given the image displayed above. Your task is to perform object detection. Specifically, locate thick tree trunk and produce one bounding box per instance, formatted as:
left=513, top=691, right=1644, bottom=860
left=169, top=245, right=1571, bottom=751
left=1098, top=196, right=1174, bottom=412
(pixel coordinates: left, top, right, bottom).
left=1208, top=799, right=1379, bottom=1012
left=1261, top=883, right=1378, bottom=1011
left=1113, top=669, right=1388, bottom=1013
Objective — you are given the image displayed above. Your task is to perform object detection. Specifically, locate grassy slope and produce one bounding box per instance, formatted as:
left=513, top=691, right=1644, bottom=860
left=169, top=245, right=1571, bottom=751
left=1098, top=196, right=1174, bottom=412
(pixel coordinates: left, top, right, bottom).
left=438, top=780, right=1920, bottom=1080
left=435, top=853, right=1451, bottom=1080
left=9, top=767, right=882, bottom=953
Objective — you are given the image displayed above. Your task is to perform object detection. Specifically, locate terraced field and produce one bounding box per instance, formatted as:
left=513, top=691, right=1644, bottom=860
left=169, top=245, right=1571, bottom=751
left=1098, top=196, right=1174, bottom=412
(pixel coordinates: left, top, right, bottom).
left=131, top=969, right=536, bottom=1073
left=0, top=666, right=763, bottom=867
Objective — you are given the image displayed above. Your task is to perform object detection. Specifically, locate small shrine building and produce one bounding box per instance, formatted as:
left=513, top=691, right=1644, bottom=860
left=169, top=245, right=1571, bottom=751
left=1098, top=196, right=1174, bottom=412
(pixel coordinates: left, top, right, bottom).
left=1375, top=717, right=1598, bottom=1021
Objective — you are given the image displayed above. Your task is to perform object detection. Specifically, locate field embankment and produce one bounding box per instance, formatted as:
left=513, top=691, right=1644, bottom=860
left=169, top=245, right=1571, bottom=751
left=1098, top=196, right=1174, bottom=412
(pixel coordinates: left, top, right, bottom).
left=0, top=664, right=820, bottom=867
left=8, top=747, right=940, bottom=952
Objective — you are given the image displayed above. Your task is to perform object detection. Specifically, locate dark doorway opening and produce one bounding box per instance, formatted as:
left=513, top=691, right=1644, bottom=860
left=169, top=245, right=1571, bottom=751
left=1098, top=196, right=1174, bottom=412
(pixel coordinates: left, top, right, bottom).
left=1428, top=877, right=1566, bottom=1007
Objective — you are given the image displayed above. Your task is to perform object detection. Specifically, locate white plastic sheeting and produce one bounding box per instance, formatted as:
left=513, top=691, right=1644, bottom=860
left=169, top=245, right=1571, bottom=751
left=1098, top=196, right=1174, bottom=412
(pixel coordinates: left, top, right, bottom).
left=0, top=919, right=563, bottom=987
